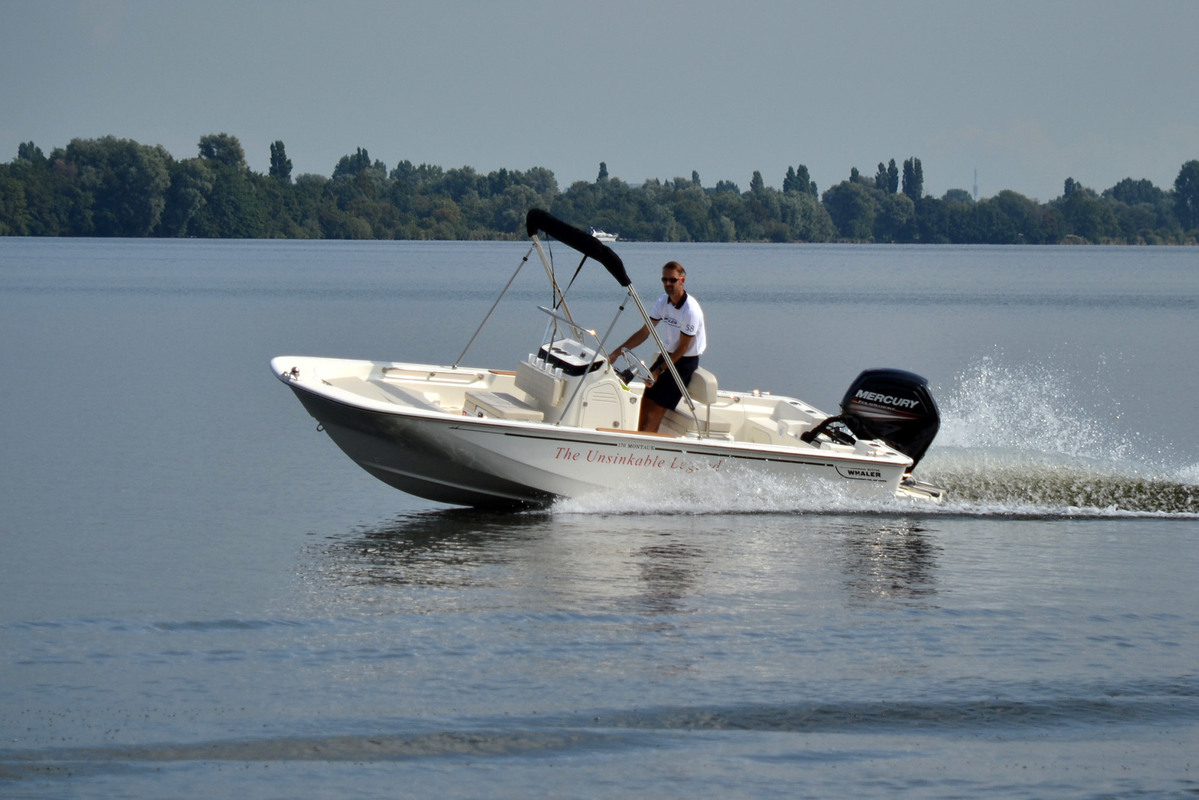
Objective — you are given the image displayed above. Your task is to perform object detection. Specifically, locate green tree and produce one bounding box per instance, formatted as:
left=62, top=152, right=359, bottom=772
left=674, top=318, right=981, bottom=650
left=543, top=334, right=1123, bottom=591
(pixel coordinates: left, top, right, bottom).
left=873, top=190, right=915, bottom=242
left=783, top=166, right=798, bottom=194
left=799, top=164, right=816, bottom=196
left=292, top=174, right=329, bottom=237
left=942, top=188, right=973, bottom=204
left=743, top=174, right=781, bottom=240
left=17, top=141, right=46, bottom=163
left=191, top=134, right=264, bottom=237
left=668, top=181, right=713, bottom=241
left=1174, top=160, right=1199, bottom=230
left=197, top=133, right=246, bottom=170
left=192, top=166, right=265, bottom=237
left=915, top=196, right=951, bottom=243
left=8, top=129, right=1199, bottom=243
left=0, top=143, right=48, bottom=234
left=491, top=184, right=544, bottom=234
left=16, top=149, right=88, bottom=235
left=969, top=199, right=1020, bottom=243
left=157, top=158, right=214, bottom=236
left=822, top=180, right=875, bottom=240
left=1111, top=199, right=1160, bottom=244
left=0, top=171, right=31, bottom=234
left=522, top=166, right=557, bottom=198
left=269, top=140, right=292, bottom=183
left=993, top=190, right=1046, bottom=243
left=1057, top=182, right=1118, bottom=242
left=780, top=191, right=835, bottom=241
left=64, top=136, right=172, bottom=236
left=902, top=157, right=923, bottom=200
left=333, top=147, right=375, bottom=181
left=706, top=184, right=743, bottom=241
left=256, top=172, right=310, bottom=238
left=784, top=164, right=817, bottom=196
left=1104, top=177, right=1162, bottom=205
left=874, top=159, right=898, bottom=193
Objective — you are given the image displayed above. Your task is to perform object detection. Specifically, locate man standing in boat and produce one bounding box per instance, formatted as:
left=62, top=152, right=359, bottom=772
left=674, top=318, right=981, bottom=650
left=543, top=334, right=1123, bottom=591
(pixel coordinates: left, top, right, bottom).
left=610, top=261, right=707, bottom=433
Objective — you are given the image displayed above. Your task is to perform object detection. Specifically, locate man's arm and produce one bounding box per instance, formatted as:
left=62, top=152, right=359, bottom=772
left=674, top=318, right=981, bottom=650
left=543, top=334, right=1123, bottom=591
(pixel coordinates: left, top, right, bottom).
left=650, top=332, right=695, bottom=382
left=611, top=321, right=657, bottom=358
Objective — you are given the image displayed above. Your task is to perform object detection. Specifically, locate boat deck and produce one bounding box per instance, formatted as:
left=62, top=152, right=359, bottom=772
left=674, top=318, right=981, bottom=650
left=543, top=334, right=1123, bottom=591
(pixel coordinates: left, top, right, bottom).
left=309, top=356, right=894, bottom=459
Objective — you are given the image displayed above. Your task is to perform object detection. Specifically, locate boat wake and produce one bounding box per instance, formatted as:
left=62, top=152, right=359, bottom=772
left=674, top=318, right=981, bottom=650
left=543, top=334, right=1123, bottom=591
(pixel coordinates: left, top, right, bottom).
left=556, top=355, right=1199, bottom=518
left=918, top=452, right=1199, bottom=516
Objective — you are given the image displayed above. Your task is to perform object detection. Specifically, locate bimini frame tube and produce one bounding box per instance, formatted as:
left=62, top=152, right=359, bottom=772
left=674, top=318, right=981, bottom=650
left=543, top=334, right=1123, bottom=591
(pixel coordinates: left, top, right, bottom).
left=525, top=209, right=703, bottom=434
left=455, top=244, right=536, bottom=369
left=529, top=236, right=576, bottom=329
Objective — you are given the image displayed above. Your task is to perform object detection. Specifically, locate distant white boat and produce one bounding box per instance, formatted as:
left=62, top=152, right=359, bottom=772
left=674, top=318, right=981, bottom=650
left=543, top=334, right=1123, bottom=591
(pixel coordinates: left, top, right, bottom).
left=588, top=227, right=617, bottom=243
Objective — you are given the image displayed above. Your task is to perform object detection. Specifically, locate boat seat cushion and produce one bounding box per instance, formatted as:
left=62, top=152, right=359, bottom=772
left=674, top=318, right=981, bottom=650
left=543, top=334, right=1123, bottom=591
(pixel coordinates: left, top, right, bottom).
left=686, top=367, right=718, bottom=405
left=371, top=382, right=443, bottom=411
left=660, top=407, right=734, bottom=436
left=659, top=367, right=729, bottom=436
left=463, top=390, right=545, bottom=422
left=325, top=376, right=442, bottom=411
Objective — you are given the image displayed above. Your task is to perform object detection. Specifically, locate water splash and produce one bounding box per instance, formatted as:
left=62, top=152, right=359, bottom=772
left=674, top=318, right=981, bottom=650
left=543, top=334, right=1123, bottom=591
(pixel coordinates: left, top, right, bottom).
left=921, top=354, right=1199, bottom=516
left=935, top=353, right=1136, bottom=461
left=553, top=461, right=911, bottom=516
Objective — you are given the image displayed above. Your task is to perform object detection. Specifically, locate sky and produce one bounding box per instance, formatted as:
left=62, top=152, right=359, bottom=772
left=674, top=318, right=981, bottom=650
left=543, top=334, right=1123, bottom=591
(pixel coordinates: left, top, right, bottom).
left=3, top=0, right=1197, bottom=203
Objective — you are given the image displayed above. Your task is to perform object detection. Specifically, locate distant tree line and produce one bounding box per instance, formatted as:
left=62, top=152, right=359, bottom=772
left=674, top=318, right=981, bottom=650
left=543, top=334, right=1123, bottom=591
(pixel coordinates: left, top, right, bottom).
left=1, top=134, right=1197, bottom=244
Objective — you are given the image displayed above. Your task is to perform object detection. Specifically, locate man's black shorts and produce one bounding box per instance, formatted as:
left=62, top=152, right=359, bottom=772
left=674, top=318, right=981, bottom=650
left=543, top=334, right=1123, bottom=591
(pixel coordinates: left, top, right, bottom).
left=645, top=355, right=700, bottom=409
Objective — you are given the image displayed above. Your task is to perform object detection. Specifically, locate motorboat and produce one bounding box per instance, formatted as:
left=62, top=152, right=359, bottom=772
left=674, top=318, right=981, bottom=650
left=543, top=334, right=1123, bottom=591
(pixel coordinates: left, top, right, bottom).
left=588, top=227, right=618, bottom=243
left=272, top=209, right=946, bottom=508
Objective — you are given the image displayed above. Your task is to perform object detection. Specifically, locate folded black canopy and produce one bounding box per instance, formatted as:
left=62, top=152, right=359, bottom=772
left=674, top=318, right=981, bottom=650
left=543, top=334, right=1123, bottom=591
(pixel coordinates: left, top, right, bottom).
left=525, top=208, right=631, bottom=287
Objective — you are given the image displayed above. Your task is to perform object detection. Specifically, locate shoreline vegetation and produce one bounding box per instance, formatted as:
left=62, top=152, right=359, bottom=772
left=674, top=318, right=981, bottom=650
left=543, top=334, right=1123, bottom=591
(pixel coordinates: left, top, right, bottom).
left=1, top=134, right=1196, bottom=245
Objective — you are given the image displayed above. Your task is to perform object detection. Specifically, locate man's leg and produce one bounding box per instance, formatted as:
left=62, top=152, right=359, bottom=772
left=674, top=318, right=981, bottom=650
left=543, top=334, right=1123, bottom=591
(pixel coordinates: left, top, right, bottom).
left=639, top=397, right=669, bottom=432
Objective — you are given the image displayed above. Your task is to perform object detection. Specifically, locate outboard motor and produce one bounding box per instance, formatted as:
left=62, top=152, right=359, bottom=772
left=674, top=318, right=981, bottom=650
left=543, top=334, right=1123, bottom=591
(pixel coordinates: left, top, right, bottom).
left=841, top=368, right=940, bottom=469
left=802, top=368, right=940, bottom=471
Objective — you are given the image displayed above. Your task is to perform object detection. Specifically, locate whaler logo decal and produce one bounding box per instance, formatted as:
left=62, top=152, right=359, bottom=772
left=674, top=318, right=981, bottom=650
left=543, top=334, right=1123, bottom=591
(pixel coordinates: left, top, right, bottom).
left=854, top=389, right=919, bottom=409
left=845, top=468, right=882, bottom=479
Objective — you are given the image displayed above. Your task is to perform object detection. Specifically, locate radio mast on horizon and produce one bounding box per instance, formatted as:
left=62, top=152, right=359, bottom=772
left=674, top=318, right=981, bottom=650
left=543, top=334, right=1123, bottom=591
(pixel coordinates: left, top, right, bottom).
left=973, top=168, right=978, bottom=201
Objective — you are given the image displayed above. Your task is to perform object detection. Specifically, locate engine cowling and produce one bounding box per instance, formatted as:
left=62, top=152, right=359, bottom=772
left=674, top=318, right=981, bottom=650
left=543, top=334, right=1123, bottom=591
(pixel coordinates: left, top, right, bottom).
left=839, top=368, right=940, bottom=470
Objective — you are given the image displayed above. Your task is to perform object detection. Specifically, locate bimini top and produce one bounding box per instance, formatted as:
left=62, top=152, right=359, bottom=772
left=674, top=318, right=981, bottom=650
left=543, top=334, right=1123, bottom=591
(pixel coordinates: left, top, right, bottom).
left=525, top=208, right=630, bottom=287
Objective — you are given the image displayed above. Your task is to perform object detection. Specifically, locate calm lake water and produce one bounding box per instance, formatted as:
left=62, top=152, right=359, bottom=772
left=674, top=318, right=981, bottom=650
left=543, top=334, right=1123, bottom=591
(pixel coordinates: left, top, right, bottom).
left=1, top=238, right=1197, bottom=798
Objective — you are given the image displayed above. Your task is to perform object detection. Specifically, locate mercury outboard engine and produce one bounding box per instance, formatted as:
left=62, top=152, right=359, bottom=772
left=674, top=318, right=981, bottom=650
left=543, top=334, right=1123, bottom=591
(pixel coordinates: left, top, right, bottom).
left=801, top=368, right=940, bottom=471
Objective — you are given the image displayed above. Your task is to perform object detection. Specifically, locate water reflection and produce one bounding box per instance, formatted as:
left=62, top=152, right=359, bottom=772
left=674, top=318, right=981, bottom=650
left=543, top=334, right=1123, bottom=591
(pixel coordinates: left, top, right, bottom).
left=835, top=518, right=940, bottom=606
left=309, top=511, right=712, bottom=618
left=312, top=509, right=550, bottom=589
left=627, top=542, right=704, bottom=616
left=304, top=510, right=941, bottom=617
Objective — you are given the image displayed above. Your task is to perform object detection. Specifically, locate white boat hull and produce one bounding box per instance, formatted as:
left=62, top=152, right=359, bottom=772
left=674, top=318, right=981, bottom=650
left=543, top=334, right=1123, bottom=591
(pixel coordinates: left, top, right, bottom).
left=273, top=355, right=925, bottom=508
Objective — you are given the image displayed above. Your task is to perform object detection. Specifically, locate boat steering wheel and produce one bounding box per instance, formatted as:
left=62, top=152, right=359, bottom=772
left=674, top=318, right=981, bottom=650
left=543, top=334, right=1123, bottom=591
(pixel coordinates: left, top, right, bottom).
left=614, top=351, right=652, bottom=385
